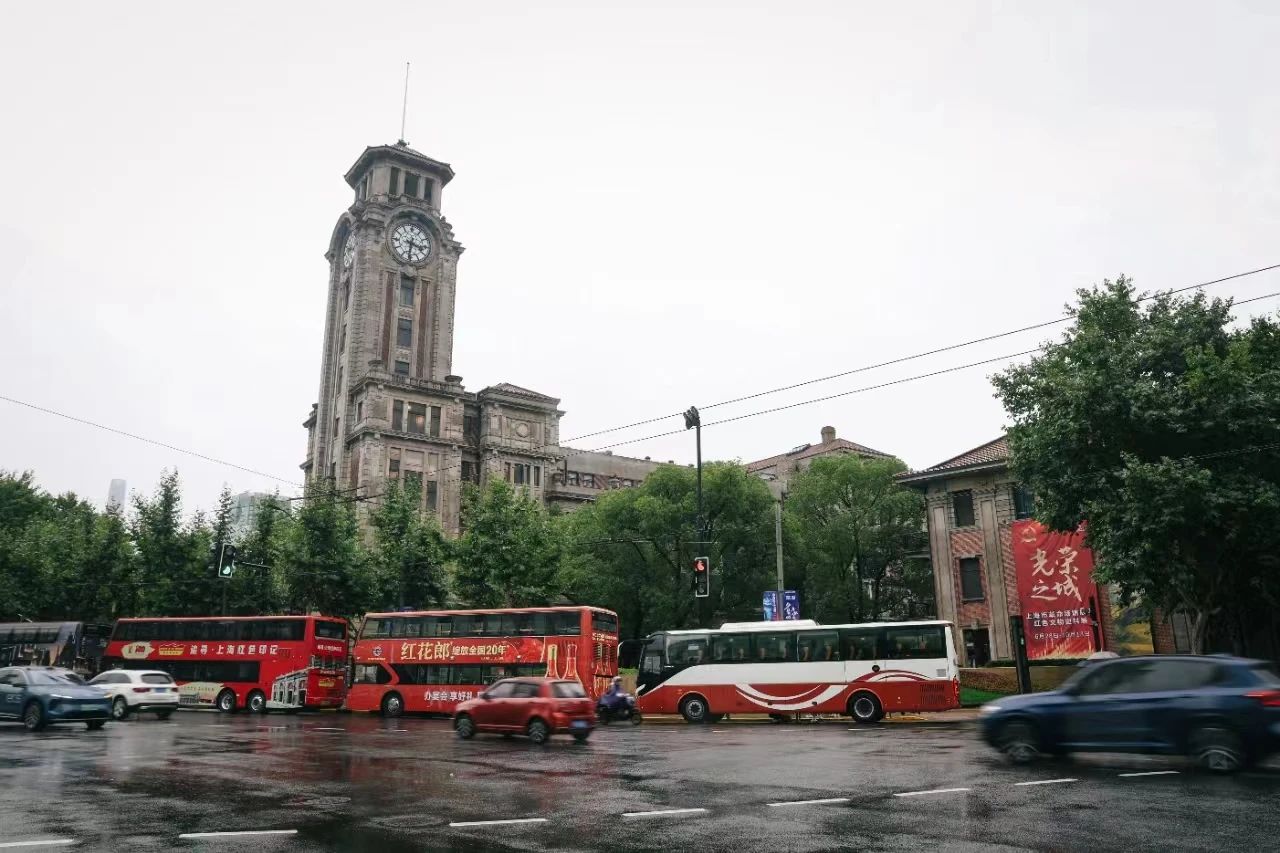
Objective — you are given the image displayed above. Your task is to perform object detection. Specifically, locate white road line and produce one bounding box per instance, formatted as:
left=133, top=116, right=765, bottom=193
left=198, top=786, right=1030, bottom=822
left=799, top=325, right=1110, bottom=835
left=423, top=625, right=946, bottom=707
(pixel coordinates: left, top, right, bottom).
left=0, top=842, right=77, bottom=850
left=177, top=830, right=299, bottom=839
left=621, top=808, right=709, bottom=819
left=766, top=797, right=850, bottom=808
left=1118, top=770, right=1180, bottom=777
left=1015, top=778, right=1078, bottom=787
left=893, top=787, right=971, bottom=798
left=448, top=818, right=549, bottom=828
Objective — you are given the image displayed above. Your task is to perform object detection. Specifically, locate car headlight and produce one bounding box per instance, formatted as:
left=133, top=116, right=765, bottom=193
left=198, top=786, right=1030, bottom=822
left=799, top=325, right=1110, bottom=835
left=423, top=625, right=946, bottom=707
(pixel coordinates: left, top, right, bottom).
left=979, top=704, right=1002, bottom=716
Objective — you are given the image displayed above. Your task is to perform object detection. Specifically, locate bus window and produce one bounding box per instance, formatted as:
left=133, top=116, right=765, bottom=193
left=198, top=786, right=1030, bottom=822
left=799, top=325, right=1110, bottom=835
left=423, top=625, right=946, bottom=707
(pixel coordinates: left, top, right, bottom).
left=354, top=664, right=391, bottom=685
left=666, top=635, right=708, bottom=667
left=556, top=612, right=580, bottom=635
left=711, top=634, right=751, bottom=662
left=315, top=621, right=346, bottom=640
left=453, top=615, right=477, bottom=636
left=592, top=612, right=618, bottom=635
left=842, top=629, right=880, bottom=661
left=483, top=614, right=503, bottom=636
left=754, top=633, right=795, bottom=662
left=884, top=626, right=945, bottom=659
left=797, top=631, right=839, bottom=662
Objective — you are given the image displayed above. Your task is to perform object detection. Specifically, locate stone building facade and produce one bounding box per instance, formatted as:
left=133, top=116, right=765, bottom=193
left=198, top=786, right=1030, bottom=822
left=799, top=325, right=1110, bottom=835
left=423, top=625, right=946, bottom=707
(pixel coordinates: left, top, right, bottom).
left=302, top=143, right=656, bottom=533
left=746, top=426, right=894, bottom=499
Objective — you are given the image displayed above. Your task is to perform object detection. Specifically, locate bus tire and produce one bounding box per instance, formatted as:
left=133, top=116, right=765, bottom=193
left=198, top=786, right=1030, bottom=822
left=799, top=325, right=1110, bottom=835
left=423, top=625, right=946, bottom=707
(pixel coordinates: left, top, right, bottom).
left=381, top=692, right=404, bottom=718
left=527, top=718, right=550, bottom=745
left=246, top=690, right=267, bottom=714
left=848, top=691, right=882, bottom=724
left=679, top=694, right=711, bottom=724
left=216, top=689, right=237, bottom=714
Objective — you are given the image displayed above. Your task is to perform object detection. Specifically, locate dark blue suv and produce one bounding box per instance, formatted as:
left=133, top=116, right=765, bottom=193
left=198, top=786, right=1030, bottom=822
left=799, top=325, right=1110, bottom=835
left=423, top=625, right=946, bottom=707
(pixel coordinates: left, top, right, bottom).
left=980, top=655, right=1280, bottom=773
left=0, top=666, right=112, bottom=731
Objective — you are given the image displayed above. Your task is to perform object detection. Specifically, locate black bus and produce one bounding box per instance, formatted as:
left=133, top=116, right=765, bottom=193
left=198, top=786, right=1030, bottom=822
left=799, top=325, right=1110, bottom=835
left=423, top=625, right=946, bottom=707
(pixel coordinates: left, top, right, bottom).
left=0, top=622, right=112, bottom=674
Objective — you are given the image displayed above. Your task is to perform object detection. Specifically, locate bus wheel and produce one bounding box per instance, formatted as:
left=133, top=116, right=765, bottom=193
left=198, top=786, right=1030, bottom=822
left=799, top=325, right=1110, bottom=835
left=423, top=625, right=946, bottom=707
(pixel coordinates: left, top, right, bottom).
left=246, top=691, right=267, bottom=714
left=848, top=691, right=882, bottom=724
left=679, top=695, right=710, bottom=724
left=216, top=690, right=237, bottom=713
left=381, top=692, right=404, bottom=718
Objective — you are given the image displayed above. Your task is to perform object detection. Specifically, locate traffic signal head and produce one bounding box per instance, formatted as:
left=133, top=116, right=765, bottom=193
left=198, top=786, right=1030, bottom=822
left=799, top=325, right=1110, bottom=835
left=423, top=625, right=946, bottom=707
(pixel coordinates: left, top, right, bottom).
left=693, top=555, right=709, bottom=598
left=217, top=543, right=237, bottom=579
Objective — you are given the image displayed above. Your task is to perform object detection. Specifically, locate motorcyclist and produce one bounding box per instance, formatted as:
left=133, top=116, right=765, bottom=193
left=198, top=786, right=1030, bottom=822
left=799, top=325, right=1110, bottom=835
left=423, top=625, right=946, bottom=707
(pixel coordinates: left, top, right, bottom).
left=600, top=676, right=630, bottom=711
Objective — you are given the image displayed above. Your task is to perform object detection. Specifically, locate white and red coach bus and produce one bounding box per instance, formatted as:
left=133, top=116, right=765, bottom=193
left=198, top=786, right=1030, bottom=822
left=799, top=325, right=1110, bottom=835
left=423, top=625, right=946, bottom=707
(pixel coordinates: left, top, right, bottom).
left=104, top=615, right=349, bottom=713
left=631, top=619, right=960, bottom=723
left=346, top=606, right=619, bottom=716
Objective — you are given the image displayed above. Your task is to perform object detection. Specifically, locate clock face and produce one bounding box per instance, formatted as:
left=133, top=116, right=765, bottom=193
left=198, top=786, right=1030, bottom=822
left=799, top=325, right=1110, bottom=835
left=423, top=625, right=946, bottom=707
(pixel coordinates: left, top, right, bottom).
left=341, top=234, right=355, bottom=268
left=391, top=222, right=431, bottom=264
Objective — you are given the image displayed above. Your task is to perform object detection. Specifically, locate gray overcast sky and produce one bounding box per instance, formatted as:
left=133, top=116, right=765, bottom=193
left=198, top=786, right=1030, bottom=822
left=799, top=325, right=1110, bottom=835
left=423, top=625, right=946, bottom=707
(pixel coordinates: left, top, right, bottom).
left=2, top=1, right=1278, bottom=513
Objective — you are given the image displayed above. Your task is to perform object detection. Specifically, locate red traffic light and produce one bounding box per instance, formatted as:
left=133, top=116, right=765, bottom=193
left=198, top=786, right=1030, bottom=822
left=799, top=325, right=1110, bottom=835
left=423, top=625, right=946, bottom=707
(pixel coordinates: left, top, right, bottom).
left=693, top=557, right=708, bottom=572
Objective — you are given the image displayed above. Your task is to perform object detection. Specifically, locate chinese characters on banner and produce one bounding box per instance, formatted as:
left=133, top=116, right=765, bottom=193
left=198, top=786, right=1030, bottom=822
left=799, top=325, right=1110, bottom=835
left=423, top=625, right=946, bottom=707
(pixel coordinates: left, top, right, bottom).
left=762, top=591, right=779, bottom=621
left=782, top=590, right=801, bottom=620
left=1011, top=519, right=1100, bottom=659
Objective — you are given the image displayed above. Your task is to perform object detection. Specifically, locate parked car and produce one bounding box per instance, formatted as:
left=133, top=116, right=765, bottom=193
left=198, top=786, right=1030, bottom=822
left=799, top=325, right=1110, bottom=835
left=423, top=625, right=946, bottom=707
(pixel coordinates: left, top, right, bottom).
left=89, top=669, right=179, bottom=720
left=454, top=677, right=595, bottom=744
left=980, top=654, right=1280, bottom=773
left=0, top=666, right=112, bottom=731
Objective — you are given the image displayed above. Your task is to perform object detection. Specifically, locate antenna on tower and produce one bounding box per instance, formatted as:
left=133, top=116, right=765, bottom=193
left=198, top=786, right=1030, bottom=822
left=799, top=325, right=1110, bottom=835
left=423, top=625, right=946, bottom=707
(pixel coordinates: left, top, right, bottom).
left=397, top=62, right=411, bottom=146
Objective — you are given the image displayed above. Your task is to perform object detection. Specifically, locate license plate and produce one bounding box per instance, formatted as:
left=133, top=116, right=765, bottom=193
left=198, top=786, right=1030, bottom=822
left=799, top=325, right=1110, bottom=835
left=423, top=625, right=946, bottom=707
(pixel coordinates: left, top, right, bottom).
left=571, top=720, right=589, bottom=729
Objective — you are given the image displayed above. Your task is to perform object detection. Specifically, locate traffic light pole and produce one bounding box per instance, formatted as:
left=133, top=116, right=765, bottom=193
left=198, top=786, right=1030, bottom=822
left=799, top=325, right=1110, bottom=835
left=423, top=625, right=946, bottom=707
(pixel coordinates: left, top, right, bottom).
left=685, top=406, right=704, bottom=543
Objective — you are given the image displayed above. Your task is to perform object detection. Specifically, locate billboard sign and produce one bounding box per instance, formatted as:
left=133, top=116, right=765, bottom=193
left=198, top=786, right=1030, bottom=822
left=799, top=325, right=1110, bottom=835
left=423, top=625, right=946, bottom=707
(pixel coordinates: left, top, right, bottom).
left=762, top=590, right=779, bottom=621
left=1011, top=519, right=1100, bottom=659
left=782, top=590, right=801, bottom=620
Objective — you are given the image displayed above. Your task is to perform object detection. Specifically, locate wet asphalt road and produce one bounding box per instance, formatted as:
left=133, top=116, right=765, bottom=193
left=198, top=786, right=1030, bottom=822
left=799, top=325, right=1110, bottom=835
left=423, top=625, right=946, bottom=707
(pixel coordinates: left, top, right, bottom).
left=1, top=712, right=1278, bottom=852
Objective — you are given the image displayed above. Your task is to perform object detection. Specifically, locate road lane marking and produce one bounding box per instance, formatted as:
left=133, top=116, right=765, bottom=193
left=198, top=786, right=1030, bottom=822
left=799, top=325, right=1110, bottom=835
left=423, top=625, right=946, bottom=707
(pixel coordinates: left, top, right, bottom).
left=893, top=787, right=971, bottom=798
left=1118, top=770, right=1180, bottom=777
left=178, top=830, right=299, bottom=839
left=622, top=808, right=709, bottom=819
left=766, top=798, right=849, bottom=808
left=1015, top=778, right=1078, bottom=786
left=314, top=727, right=344, bottom=732
left=0, top=842, right=77, bottom=849
left=448, top=818, right=549, bottom=828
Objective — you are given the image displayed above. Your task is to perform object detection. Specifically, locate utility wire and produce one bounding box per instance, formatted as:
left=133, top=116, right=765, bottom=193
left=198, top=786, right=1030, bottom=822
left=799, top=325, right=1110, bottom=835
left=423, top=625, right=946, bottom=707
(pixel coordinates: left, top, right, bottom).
left=3, top=266, right=1277, bottom=496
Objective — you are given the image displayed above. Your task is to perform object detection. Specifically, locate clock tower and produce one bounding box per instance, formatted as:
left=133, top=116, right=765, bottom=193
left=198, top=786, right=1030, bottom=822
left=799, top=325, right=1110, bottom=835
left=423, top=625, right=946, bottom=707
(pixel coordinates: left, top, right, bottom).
left=303, top=142, right=574, bottom=536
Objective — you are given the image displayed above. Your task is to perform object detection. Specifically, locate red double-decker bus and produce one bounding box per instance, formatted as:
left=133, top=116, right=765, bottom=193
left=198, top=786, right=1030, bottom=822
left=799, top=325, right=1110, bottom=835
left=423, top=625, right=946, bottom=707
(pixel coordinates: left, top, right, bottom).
left=346, top=606, right=619, bottom=716
left=103, top=615, right=349, bottom=713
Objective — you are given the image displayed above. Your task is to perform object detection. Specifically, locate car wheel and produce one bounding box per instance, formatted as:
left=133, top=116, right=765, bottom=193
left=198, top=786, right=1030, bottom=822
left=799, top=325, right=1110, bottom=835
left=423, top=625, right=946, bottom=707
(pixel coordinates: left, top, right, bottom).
left=455, top=714, right=476, bottom=740
left=573, top=731, right=591, bottom=743
left=216, top=689, right=237, bottom=713
left=848, top=691, right=882, bottom=724
left=1190, top=726, right=1247, bottom=774
left=111, top=697, right=130, bottom=721
left=246, top=690, right=267, bottom=714
left=86, top=720, right=106, bottom=731
left=527, top=718, right=550, bottom=745
left=381, top=692, right=404, bottom=718
left=23, top=702, right=46, bottom=732
left=998, top=719, right=1041, bottom=764
left=630, top=710, right=643, bottom=726
left=156, top=709, right=174, bottom=721
left=679, top=695, right=710, bottom=724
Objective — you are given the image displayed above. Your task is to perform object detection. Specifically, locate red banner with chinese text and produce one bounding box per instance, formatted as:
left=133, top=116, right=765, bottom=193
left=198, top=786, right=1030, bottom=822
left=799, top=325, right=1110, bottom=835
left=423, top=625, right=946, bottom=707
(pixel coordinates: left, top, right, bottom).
left=1012, top=519, right=1100, bottom=659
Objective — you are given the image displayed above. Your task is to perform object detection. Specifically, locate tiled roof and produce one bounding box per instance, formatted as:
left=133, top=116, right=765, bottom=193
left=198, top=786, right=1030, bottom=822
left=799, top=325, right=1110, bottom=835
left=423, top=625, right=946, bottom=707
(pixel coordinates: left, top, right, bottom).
left=900, top=436, right=1009, bottom=480
left=746, top=438, right=894, bottom=473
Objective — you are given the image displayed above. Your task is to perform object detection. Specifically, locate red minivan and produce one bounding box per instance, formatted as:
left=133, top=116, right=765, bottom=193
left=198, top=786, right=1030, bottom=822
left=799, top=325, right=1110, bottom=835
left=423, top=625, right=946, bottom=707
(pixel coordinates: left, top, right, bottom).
left=454, top=677, right=595, bottom=744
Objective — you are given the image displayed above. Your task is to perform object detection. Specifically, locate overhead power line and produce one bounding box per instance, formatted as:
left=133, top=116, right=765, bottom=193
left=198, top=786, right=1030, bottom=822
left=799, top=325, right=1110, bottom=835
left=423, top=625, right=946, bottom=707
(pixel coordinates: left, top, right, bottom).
left=2, top=266, right=1276, bottom=494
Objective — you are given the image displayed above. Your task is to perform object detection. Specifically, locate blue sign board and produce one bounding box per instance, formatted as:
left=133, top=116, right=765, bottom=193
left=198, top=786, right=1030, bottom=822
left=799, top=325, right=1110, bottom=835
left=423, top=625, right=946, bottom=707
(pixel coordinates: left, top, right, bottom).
left=782, top=590, right=800, bottom=620
left=762, top=590, right=779, bottom=621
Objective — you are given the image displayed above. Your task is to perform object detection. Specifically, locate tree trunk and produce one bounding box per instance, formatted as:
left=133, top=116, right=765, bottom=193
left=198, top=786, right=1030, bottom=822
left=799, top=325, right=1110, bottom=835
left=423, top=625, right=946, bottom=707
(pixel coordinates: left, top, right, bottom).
left=1190, top=610, right=1210, bottom=655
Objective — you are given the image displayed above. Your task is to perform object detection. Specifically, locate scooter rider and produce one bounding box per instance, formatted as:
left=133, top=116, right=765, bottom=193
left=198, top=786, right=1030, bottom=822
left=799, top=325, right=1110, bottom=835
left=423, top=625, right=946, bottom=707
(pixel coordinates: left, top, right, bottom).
left=601, top=675, right=629, bottom=710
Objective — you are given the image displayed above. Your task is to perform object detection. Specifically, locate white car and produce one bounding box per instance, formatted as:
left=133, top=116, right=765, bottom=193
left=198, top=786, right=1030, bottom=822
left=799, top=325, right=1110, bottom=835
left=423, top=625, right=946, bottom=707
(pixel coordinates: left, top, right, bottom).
left=89, top=670, right=179, bottom=720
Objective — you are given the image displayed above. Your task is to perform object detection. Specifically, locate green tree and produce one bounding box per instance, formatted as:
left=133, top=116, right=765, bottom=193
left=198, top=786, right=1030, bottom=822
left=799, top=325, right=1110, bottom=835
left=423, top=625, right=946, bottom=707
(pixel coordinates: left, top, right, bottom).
left=0, top=471, right=55, bottom=619
left=369, top=479, right=448, bottom=610
left=130, top=470, right=218, bottom=615
left=226, top=494, right=290, bottom=614
left=454, top=480, right=562, bottom=607
left=992, top=277, right=1280, bottom=654
left=282, top=481, right=372, bottom=617
left=784, top=455, right=927, bottom=623
left=558, top=463, right=776, bottom=636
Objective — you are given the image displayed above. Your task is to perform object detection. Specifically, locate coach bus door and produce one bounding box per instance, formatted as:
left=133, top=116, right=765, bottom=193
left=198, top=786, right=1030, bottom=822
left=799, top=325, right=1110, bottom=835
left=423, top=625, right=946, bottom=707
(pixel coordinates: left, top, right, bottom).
left=841, top=627, right=885, bottom=683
